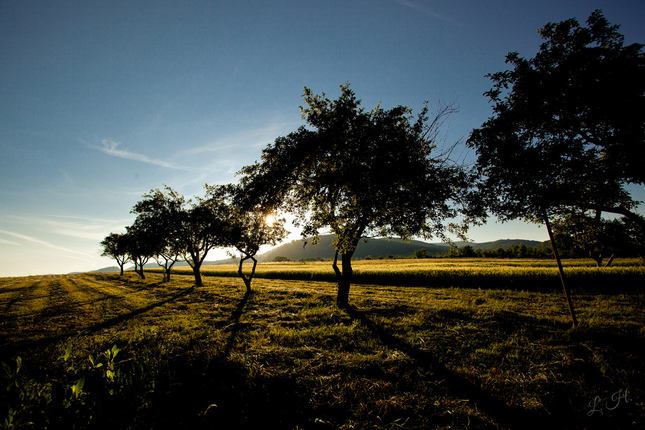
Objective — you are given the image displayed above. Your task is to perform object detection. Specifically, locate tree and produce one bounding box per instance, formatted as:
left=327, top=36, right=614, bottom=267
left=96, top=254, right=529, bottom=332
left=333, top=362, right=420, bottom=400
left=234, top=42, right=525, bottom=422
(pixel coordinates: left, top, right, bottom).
left=238, top=83, right=470, bottom=307
left=178, top=190, right=231, bottom=287
left=208, top=184, right=288, bottom=293
left=131, top=186, right=186, bottom=282
left=458, top=244, right=476, bottom=258
left=468, top=10, right=644, bottom=225
left=414, top=248, right=430, bottom=259
left=552, top=211, right=637, bottom=267
left=100, top=232, right=130, bottom=276
left=273, top=256, right=292, bottom=262
left=467, top=10, right=645, bottom=325
left=123, top=226, right=154, bottom=279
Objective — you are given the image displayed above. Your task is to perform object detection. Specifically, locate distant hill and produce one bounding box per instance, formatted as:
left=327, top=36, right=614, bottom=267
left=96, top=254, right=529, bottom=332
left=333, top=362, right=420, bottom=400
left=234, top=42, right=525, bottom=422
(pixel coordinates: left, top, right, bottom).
left=257, top=235, right=450, bottom=262
left=257, top=235, right=545, bottom=262
left=452, top=239, right=545, bottom=251
left=90, top=266, right=122, bottom=273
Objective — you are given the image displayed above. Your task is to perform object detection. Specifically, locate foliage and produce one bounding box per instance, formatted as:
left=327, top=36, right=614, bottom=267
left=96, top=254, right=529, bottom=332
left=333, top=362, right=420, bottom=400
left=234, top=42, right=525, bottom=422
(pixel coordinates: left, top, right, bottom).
left=273, top=256, right=292, bottom=262
left=100, top=232, right=130, bottom=276
left=1, top=342, right=129, bottom=429
left=123, top=224, right=155, bottom=280
left=467, top=10, right=645, bottom=228
left=238, top=83, right=470, bottom=306
left=130, top=186, right=187, bottom=282
left=173, top=187, right=233, bottom=287
left=551, top=211, right=641, bottom=266
left=208, top=184, right=289, bottom=292
left=414, top=248, right=430, bottom=259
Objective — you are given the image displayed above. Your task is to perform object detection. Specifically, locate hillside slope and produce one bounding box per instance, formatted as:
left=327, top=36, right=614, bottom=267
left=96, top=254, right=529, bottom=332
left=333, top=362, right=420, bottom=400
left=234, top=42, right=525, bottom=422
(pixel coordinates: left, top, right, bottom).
left=257, top=235, right=545, bottom=262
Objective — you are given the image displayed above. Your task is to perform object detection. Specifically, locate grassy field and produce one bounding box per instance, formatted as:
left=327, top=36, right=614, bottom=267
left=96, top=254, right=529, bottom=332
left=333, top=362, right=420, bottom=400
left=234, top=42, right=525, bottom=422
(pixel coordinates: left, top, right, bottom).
left=193, top=258, right=645, bottom=292
left=1, top=259, right=643, bottom=429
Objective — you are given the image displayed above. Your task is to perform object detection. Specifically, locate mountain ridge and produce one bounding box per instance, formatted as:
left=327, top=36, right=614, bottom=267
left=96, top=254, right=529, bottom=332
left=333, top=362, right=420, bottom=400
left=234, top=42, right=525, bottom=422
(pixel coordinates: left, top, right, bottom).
left=257, top=235, right=545, bottom=262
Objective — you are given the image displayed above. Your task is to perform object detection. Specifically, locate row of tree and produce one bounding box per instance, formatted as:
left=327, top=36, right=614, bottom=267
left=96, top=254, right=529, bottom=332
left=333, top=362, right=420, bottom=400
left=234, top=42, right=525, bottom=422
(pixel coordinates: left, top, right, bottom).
left=101, top=184, right=287, bottom=292
left=102, top=11, right=643, bottom=325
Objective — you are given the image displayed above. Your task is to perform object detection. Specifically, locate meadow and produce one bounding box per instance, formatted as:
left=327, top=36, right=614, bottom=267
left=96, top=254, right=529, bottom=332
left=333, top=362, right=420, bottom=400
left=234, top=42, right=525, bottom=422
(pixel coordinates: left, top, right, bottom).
left=194, top=258, right=645, bottom=293
left=0, top=259, right=643, bottom=429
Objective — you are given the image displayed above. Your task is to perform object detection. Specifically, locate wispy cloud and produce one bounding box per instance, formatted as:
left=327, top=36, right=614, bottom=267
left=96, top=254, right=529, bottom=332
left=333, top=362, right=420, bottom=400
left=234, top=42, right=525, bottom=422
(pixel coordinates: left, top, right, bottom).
left=179, top=122, right=293, bottom=157
left=0, top=238, right=22, bottom=246
left=0, top=229, right=95, bottom=258
left=6, top=214, right=130, bottom=242
left=395, top=0, right=462, bottom=26
left=98, top=139, right=195, bottom=171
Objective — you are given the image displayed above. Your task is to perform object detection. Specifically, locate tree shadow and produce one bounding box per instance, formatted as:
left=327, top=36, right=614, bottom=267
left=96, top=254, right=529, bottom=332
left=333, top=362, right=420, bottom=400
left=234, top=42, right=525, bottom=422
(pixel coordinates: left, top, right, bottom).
left=345, top=306, right=557, bottom=430
left=222, top=290, right=253, bottom=358
left=1, top=287, right=197, bottom=358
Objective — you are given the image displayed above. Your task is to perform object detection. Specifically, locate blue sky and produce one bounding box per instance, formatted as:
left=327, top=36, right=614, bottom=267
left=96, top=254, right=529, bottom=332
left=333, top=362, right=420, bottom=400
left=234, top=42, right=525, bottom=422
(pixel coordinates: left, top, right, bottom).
left=1, top=0, right=644, bottom=277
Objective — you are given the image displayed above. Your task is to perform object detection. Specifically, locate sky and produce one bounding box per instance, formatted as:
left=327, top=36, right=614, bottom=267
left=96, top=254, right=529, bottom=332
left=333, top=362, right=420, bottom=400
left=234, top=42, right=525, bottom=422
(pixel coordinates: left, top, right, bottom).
left=1, top=0, right=644, bottom=277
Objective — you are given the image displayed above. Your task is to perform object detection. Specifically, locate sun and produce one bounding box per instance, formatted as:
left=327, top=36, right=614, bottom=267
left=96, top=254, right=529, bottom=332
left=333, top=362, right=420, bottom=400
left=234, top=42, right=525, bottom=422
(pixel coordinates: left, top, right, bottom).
left=265, top=214, right=276, bottom=227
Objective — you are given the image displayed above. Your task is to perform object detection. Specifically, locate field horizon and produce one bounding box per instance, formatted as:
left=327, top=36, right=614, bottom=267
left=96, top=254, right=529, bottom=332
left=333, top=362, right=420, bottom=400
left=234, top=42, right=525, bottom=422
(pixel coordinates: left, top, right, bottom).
left=1, top=259, right=643, bottom=429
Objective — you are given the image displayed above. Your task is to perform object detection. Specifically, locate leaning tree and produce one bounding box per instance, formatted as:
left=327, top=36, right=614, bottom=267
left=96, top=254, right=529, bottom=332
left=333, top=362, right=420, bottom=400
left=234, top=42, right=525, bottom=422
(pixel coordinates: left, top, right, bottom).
left=467, top=10, right=645, bottom=325
left=238, top=83, right=470, bottom=307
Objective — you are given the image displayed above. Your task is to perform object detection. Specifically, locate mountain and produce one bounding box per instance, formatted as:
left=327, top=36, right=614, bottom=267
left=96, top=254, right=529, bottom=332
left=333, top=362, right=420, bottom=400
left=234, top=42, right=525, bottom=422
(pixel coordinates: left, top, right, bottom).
left=256, top=235, right=545, bottom=262
left=257, top=235, right=450, bottom=262
left=89, top=266, right=122, bottom=273
left=457, top=239, right=551, bottom=251
left=257, top=235, right=542, bottom=262
left=451, top=239, right=545, bottom=251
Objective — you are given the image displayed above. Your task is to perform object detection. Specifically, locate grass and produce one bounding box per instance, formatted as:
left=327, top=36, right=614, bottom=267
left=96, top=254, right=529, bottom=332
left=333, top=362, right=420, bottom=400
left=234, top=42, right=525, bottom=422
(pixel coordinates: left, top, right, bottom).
left=0, top=259, right=644, bottom=429
left=190, top=258, right=645, bottom=292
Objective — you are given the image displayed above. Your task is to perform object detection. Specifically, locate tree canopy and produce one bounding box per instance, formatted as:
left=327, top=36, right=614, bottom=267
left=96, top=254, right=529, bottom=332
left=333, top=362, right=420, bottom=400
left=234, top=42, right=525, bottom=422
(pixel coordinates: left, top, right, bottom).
left=208, top=184, right=288, bottom=293
left=100, top=232, right=130, bottom=276
left=467, top=9, right=644, bottom=227
left=238, top=83, right=470, bottom=306
left=130, top=186, right=186, bottom=282
left=178, top=191, right=232, bottom=287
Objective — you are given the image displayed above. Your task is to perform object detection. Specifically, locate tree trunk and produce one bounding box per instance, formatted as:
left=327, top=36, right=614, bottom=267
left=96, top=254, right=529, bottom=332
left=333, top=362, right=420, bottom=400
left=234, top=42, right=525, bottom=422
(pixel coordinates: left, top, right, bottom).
left=238, top=254, right=257, bottom=294
left=605, top=253, right=616, bottom=268
left=544, top=212, right=578, bottom=326
left=133, top=260, right=146, bottom=279
left=589, top=251, right=603, bottom=267
left=333, top=250, right=354, bottom=308
left=192, top=262, right=203, bottom=287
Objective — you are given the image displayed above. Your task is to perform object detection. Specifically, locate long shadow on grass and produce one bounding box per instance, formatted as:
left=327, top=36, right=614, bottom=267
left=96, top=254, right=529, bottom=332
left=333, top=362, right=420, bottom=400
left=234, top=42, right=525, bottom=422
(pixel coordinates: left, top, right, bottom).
left=346, top=307, right=557, bottom=430
left=1, top=287, right=196, bottom=358
left=222, top=290, right=252, bottom=358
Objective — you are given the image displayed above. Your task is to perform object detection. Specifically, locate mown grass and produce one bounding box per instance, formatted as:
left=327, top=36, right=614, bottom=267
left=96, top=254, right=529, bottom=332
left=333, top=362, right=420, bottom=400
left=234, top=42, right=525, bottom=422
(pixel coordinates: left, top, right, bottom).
left=1, top=260, right=644, bottom=429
